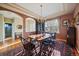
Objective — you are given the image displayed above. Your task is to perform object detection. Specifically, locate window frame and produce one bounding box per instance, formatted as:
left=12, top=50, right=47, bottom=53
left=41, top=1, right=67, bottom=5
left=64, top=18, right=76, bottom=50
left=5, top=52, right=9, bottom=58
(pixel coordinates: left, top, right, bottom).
left=45, top=18, right=60, bottom=33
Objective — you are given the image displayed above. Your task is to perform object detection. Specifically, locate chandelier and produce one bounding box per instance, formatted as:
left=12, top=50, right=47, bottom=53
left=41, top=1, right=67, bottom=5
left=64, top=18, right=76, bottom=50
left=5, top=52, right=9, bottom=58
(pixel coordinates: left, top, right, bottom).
left=38, top=4, right=46, bottom=33
left=38, top=4, right=42, bottom=23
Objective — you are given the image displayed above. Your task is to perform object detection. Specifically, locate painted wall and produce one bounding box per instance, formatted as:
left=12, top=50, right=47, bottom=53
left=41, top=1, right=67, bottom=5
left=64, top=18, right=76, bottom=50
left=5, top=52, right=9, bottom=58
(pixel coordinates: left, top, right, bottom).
left=13, top=17, right=23, bottom=39
left=14, top=17, right=23, bottom=33
left=4, top=18, right=13, bottom=23
left=56, top=13, right=73, bottom=40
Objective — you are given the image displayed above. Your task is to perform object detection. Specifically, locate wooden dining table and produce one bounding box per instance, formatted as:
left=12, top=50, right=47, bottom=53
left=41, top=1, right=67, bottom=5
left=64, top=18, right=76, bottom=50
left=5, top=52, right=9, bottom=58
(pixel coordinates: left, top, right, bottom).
left=28, top=33, right=52, bottom=41
left=28, top=34, right=43, bottom=41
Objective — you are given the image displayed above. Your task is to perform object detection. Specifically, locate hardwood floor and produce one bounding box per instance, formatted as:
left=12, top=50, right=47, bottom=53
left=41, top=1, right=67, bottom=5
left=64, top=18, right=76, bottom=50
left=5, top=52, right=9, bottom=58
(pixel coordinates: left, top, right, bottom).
left=0, top=39, right=22, bottom=53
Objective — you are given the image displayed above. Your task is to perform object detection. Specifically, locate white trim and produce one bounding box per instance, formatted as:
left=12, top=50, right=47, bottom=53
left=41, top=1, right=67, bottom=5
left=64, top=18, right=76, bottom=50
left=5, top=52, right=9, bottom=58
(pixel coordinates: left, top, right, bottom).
left=20, top=18, right=23, bottom=38
left=12, top=19, right=15, bottom=41
left=2, top=15, right=5, bottom=42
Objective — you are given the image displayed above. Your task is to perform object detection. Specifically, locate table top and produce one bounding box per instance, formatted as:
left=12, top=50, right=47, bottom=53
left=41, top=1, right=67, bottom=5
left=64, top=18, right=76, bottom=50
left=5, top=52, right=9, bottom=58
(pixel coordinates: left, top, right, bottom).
left=28, top=34, right=43, bottom=39
left=28, top=34, right=51, bottom=41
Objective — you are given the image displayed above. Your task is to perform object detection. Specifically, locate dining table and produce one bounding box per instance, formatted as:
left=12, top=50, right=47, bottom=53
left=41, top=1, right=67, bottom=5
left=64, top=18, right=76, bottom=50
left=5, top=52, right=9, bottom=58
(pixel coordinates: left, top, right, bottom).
left=27, top=34, right=43, bottom=41
left=28, top=33, right=52, bottom=41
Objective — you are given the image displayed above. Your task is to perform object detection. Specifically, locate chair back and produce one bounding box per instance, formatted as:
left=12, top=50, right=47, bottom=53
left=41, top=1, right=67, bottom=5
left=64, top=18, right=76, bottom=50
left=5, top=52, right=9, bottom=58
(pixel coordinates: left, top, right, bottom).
left=19, top=36, right=35, bottom=49
left=19, top=36, right=28, bottom=45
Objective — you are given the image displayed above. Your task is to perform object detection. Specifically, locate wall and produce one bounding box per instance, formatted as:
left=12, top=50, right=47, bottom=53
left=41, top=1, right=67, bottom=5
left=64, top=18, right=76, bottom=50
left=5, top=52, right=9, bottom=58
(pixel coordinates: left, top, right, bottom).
left=56, top=13, right=73, bottom=40
left=13, top=17, right=23, bottom=39
left=14, top=18, right=23, bottom=33
left=4, top=18, right=13, bottom=23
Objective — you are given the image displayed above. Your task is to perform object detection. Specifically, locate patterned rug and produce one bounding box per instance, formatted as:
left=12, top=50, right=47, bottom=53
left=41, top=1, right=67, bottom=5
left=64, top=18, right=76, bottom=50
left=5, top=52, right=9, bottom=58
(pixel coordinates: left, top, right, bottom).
left=0, top=40, right=74, bottom=56
left=22, top=40, right=74, bottom=56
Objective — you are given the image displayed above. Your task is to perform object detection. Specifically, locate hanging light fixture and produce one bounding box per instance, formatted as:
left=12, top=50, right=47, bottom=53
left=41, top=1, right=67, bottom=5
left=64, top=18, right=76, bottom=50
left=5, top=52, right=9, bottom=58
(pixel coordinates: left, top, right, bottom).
left=37, top=4, right=46, bottom=34
left=39, top=4, right=46, bottom=22
left=40, top=4, right=43, bottom=21
left=38, top=4, right=43, bottom=23
left=40, top=4, right=43, bottom=34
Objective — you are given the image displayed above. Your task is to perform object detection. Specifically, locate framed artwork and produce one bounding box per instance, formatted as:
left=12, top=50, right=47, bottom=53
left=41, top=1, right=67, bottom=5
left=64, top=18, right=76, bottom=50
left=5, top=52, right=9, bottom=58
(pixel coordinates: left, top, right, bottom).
left=17, top=25, right=22, bottom=29
left=76, top=12, right=79, bottom=25
left=63, top=20, right=68, bottom=26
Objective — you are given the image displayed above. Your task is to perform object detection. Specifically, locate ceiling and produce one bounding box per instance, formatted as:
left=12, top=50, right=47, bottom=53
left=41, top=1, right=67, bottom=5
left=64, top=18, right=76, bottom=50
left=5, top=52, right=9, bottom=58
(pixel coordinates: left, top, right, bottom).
left=17, top=3, right=77, bottom=18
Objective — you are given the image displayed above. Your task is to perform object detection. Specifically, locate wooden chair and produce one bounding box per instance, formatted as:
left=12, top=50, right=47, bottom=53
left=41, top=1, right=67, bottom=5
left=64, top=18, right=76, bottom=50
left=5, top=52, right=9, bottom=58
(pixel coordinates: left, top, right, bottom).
left=19, top=36, right=35, bottom=56
left=38, top=38, right=54, bottom=56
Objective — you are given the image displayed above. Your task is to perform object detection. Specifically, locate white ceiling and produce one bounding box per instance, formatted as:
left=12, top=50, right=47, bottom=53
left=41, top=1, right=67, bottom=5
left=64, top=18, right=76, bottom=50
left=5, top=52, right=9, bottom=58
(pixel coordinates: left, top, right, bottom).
left=17, top=3, right=77, bottom=18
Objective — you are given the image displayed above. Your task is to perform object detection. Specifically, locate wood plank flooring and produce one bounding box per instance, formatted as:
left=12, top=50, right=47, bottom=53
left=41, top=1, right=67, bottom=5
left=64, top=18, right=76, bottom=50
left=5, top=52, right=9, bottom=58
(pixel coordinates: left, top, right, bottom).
left=0, top=39, right=22, bottom=53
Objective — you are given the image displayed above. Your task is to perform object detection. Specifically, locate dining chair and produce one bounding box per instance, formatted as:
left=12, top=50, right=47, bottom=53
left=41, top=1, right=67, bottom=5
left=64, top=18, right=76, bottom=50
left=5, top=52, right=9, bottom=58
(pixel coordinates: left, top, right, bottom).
left=50, top=33, right=56, bottom=40
left=38, top=38, right=54, bottom=56
left=19, top=36, right=35, bottom=56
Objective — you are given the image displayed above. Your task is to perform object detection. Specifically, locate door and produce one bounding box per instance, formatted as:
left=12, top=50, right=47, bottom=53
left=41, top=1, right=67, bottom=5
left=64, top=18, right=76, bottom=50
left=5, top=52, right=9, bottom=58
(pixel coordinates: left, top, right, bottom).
left=5, top=23, right=12, bottom=38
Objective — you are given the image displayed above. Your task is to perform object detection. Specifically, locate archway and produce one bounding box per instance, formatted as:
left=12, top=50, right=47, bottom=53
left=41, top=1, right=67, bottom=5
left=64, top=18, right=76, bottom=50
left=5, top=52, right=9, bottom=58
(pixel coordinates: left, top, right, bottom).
left=25, top=17, right=36, bottom=36
left=25, top=18, right=36, bottom=32
left=0, top=10, right=23, bottom=41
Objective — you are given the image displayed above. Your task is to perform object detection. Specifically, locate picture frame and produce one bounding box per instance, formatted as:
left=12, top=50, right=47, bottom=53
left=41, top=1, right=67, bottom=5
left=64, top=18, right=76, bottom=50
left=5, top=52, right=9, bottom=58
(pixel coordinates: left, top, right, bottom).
left=75, top=12, right=79, bottom=25
left=63, top=20, right=68, bottom=26
left=17, top=25, right=22, bottom=29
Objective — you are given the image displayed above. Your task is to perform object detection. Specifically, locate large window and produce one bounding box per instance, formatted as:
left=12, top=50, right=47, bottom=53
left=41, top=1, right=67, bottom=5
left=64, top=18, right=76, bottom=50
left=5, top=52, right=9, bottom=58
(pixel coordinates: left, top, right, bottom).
left=45, top=19, right=59, bottom=33
left=25, top=18, right=36, bottom=32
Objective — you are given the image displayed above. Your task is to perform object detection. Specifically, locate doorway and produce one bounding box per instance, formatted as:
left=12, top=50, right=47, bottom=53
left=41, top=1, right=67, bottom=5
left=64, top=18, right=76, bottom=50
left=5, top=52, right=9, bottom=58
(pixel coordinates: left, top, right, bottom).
left=5, top=23, right=12, bottom=38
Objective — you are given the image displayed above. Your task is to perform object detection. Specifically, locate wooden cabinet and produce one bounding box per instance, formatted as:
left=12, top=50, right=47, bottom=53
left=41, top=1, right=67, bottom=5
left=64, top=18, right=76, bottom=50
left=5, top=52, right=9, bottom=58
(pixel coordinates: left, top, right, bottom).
left=67, top=27, right=76, bottom=48
left=76, top=25, right=79, bottom=52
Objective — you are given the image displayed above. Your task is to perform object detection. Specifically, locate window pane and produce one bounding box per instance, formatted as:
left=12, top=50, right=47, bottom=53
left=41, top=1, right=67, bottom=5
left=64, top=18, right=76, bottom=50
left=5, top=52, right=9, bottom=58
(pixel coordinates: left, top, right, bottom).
left=45, top=19, right=59, bottom=33
left=25, top=18, right=36, bottom=32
